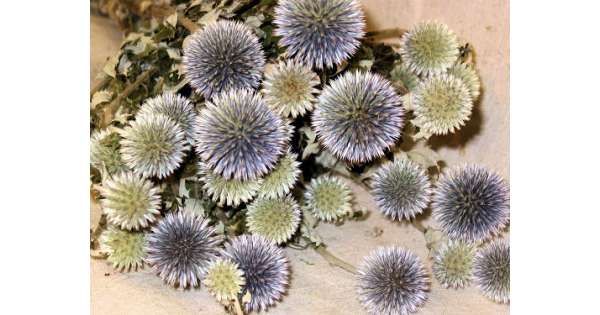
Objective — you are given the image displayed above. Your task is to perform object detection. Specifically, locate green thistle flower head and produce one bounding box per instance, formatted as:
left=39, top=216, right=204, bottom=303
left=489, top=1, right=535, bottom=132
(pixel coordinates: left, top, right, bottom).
left=390, top=63, right=421, bottom=93
left=100, top=226, right=146, bottom=271
left=90, top=129, right=128, bottom=176
left=99, top=172, right=162, bottom=230
left=400, top=21, right=459, bottom=76
left=257, top=152, right=301, bottom=199
left=432, top=240, right=476, bottom=289
left=304, top=175, right=353, bottom=222
left=204, top=259, right=245, bottom=303
left=263, top=61, right=320, bottom=118
left=447, top=62, right=481, bottom=100
left=246, top=195, right=301, bottom=244
left=412, top=74, right=473, bottom=136
left=198, top=162, right=262, bottom=207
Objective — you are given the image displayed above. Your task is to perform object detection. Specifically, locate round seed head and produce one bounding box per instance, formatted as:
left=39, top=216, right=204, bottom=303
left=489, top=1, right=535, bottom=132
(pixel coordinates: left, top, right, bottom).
left=204, top=259, right=246, bottom=303
left=432, top=240, right=476, bottom=289
left=120, top=113, right=189, bottom=179
left=99, top=226, right=146, bottom=271
left=198, top=162, right=262, bottom=207
left=313, top=71, right=404, bottom=163
left=137, top=92, right=198, bottom=144
left=195, top=89, right=289, bottom=181
left=447, top=62, right=481, bottom=100
left=183, top=20, right=265, bottom=99
left=257, top=151, right=301, bottom=199
left=304, top=175, right=353, bottom=222
left=433, top=165, right=510, bottom=242
left=399, top=21, right=459, bottom=76
left=274, top=0, right=365, bottom=69
left=223, top=234, right=289, bottom=312
left=390, top=63, right=421, bottom=93
left=357, top=247, right=429, bottom=315
left=473, top=239, right=510, bottom=303
left=99, top=171, right=161, bottom=230
left=412, top=74, right=473, bottom=136
left=371, top=158, right=432, bottom=221
left=246, top=195, right=301, bottom=244
left=263, top=60, right=320, bottom=118
left=145, top=212, right=222, bottom=288
left=90, top=129, right=128, bottom=175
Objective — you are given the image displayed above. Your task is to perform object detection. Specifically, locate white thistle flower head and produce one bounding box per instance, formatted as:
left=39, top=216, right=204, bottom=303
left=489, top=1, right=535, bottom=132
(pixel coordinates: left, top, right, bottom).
left=136, top=92, right=198, bottom=145
left=99, top=171, right=161, bottom=230
left=371, top=158, right=432, bottom=221
left=246, top=195, right=301, bottom=244
left=263, top=60, right=320, bottom=118
left=204, top=259, right=246, bottom=303
left=198, top=162, right=263, bottom=207
left=432, top=240, right=476, bottom=289
left=120, top=113, right=189, bottom=179
left=183, top=20, right=265, bottom=99
left=257, top=151, right=301, bottom=199
left=412, top=74, right=473, bottom=136
left=399, top=21, right=460, bottom=76
left=473, top=239, right=510, bottom=304
left=313, top=71, right=404, bottom=164
left=90, top=129, right=128, bottom=175
left=447, top=62, right=481, bottom=100
left=304, top=175, right=353, bottom=222
left=274, top=0, right=365, bottom=69
left=99, top=226, right=146, bottom=271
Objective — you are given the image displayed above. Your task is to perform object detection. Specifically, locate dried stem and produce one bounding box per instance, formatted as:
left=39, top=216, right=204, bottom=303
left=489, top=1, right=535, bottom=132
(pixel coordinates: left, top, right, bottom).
left=411, top=219, right=428, bottom=233
left=233, top=296, right=245, bottom=315
left=177, top=12, right=199, bottom=33
left=366, top=28, right=405, bottom=39
left=313, top=245, right=357, bottom=275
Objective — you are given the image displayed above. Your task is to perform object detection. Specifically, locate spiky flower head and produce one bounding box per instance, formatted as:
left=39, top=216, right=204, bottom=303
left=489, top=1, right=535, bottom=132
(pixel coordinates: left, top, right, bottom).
left=433, top=165, right=510, bottom=242
left=412, top=74, right=473, bottom=136
left=390, top=63, right=421, bottom=93
left=304, top=175, right=353, bottom=222
left=357, top=247, right=429, bottom=315
left=137, top=92, right=197, bottom=144
left=204, top=259, right=245, bottom=303
left=120, top=113, right=189, bottom=179
left=263, top=61, right=320, bottom=118
left=257, top=152, right=301, bottom=199
left=99, top=226, right=146, bottom=271
left=432, top=240, right=476, bottom=289
left=246, top=195, right=301, bottom=244
left=183, top=20, right=265, bottom=99
left=195, top=89, right=289, bottom=181
left=90, top=129, right=128, bottom=175
left=99, top=172, right=161, bottom=230
left=223, top=234, right=289, bottom=312
left=447, top=62, right=481, bottom=100
left=399, top=21, right=459, bottom=76
left=198, top=162, right=262, bottom=207
left=473, top=239, right=510, bottom=303
left=371, top=158, right=432, bottom=221
left=313, top=71, right=404, bottom=163
left=145, top=212, right=222, bottom=288
left=274, top=0, right=365, bottom=69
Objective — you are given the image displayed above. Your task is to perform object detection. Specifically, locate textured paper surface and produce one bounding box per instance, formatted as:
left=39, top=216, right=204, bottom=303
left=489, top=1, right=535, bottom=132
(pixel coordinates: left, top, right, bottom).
left=90, top=1, right=509, bottom=313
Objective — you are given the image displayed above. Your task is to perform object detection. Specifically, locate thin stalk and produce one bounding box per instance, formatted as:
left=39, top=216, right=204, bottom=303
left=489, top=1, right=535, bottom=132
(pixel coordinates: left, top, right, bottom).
left=313, top=245, right=357, bottom=275
left=233, top=296, right=245, bottom=315
left=411, top=219, right=428, bottom=233
left=366, top=28, right=404, bottom=39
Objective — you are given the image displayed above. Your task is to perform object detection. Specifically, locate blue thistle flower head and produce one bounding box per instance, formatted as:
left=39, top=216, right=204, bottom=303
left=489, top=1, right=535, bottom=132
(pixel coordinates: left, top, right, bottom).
left=194, top=89, right=290, bottom=181
left=274, top=0, right=365, bottom=69
left=473, top=239, right=510, bottom=303
left=312, top=71, right=404, bottom=163
left=183, top=20, right=265, bottom=99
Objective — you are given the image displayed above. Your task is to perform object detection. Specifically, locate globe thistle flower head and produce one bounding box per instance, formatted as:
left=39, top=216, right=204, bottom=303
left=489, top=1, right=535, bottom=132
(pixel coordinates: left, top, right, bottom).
left=313, top=71, right=404, bottom=163
left=90, top=129, right=128, bottom=175
left=448, top=62, right=481, bottom=100
left=357, top=247, right=429, bottom=315
left=432, top=240, right=476, bottom=289
left=263, top=60, right=320, bottom=118
left=183, top=20, right=265, bottom=99
left=120, top=113, right=189, bottom=179
left=274, top=0, right=365, bottom=69
left=371, top=158, right=432, bottom=221
left=399, top=21, right=459, bottom=76
left=198, top=162, right=262, bottom=207
left=223, top=234, right=289, bottom=312
left=137, top=92, right=197, bottom=144
left=433, top=165, right=510, bottom=242
left=246, top=195, right=301, bottom=244
left=412, top=74, right=473, bottom=136
left=99, top=226, right=146, bottom=271
left=304, top=175, right=353, bottom=222
left=195, top=89, right=289, bottom=181
left=257, top=152, right=301, bottom=199
left=473, top=239, right=510, bottom=303
left=390, top=63, right=421, bottom=93
left=204, top=259, right=245, bottom=303
left=99, top=171, right=161, bottom=230
left=145, top=212, right=222, bottom=288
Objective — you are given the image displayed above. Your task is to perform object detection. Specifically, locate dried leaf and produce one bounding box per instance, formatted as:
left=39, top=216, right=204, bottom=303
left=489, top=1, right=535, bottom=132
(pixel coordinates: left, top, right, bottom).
left=91, top=90, right=114, bottom=109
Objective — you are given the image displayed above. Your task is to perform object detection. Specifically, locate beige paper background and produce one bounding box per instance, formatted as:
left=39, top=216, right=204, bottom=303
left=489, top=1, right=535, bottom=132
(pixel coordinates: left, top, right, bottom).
left=90, top=0, right=509, bottom=313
